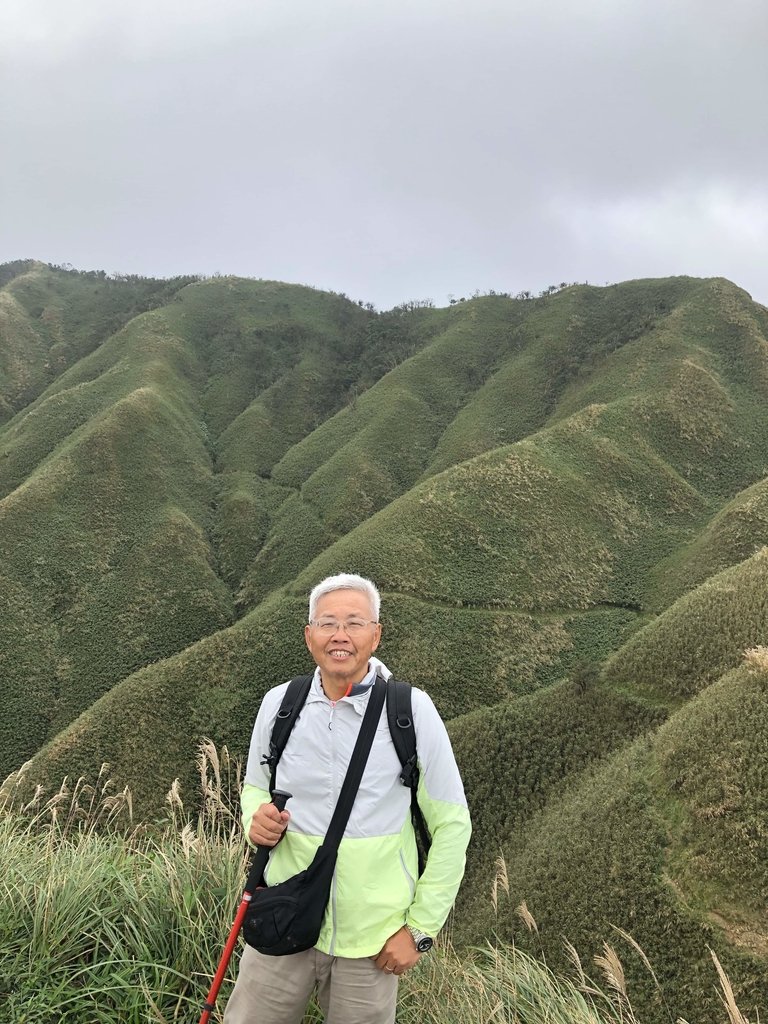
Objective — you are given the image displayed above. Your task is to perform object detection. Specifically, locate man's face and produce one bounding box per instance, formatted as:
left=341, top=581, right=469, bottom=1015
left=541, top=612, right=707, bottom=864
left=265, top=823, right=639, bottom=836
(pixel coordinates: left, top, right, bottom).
left=304, top=588, right=382, bottom=698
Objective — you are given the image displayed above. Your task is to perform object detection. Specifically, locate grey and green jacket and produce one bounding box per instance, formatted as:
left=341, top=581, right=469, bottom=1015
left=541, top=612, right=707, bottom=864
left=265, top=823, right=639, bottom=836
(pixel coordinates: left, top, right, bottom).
left=241, top=656, right=472, bottom=958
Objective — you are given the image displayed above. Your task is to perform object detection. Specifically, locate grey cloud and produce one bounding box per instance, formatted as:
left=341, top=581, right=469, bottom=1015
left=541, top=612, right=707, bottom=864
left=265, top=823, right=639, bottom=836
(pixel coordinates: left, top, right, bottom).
left=1, top=0, right=766, bottom=307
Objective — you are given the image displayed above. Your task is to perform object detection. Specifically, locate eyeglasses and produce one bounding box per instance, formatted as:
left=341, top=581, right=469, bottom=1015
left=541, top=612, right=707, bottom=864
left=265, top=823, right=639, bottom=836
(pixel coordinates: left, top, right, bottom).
left=309, top=618, right=378, bottom=635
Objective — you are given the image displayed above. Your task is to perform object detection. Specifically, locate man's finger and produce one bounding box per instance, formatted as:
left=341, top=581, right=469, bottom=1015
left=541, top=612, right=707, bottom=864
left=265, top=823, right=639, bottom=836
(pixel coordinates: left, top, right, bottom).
left=249, top=806, right=290, bottom=846
left=261, top=804, right=290, bottom=823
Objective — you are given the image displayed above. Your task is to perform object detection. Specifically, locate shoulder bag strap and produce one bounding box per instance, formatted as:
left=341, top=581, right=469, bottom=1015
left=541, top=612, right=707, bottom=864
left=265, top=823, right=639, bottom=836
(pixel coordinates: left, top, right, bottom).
left=323, top=677, right=387, bottom=851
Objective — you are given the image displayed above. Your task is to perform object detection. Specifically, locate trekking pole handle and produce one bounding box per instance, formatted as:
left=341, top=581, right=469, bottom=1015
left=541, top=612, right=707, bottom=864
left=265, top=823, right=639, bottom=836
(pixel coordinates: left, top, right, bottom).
left=271, top=789, right=292, bottom=813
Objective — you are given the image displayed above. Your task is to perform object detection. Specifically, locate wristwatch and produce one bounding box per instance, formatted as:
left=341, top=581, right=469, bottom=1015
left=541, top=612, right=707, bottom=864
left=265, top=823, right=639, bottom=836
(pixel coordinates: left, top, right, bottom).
left=406, top=925, right=433, bottom=953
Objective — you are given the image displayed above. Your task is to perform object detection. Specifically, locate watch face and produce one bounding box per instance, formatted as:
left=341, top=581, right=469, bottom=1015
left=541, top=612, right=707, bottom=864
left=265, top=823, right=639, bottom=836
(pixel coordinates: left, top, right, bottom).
left=416, top=936, right=433, bottom=953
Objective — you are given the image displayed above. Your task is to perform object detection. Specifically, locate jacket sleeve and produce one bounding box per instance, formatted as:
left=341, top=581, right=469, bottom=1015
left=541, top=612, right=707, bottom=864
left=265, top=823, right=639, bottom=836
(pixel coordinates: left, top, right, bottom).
left=239, top=684, right=286, bottom=840
left=406, top=690, right=472, bottom=938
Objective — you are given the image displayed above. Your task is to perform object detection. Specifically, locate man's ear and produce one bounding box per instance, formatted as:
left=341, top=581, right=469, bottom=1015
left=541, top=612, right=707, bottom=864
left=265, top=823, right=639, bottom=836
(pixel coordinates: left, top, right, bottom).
left=304, top=624, right=312, bottom=651
left=372, top=623, right=382, bottom=652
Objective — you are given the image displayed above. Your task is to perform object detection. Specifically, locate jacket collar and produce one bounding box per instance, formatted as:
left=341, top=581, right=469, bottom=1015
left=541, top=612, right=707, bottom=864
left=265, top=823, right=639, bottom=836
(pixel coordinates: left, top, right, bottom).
left=308, top=657, right=392, bottom=715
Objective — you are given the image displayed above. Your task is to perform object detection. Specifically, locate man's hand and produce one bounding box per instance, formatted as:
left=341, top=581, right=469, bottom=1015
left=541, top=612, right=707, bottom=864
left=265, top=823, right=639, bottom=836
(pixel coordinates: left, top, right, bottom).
left=372, top=926, right=420, bottom=976
left=248, top=801, right=290, bottom=847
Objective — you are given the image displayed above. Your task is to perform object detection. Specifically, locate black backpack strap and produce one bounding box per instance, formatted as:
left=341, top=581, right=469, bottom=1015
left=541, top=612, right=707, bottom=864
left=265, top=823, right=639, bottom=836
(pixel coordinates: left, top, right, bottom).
left=387, top=678, right=418, bottom=786
left=260, top=674, right=313, bottom=795
left=386, top=678, right=431, bottom=873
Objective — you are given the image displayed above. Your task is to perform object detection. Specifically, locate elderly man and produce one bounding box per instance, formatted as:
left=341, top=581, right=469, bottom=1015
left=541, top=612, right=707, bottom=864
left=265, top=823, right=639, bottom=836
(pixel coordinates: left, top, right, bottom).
left=224, top=572, right=471, bottom=1024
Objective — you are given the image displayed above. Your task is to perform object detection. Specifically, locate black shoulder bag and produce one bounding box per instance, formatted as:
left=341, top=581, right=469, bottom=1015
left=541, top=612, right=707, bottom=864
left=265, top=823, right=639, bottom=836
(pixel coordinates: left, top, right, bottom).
left=242, top=677, right=387, bottom=956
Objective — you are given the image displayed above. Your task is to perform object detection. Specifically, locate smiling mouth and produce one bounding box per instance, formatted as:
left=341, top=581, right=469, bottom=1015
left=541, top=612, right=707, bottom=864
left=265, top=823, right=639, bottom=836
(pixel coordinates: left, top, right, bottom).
left=329, top=650, right=353, bottom=659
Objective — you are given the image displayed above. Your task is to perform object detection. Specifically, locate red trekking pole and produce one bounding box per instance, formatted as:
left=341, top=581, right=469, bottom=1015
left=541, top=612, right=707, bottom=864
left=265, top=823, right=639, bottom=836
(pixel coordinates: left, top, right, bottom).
left=197, top=790, right=292, bottom=1024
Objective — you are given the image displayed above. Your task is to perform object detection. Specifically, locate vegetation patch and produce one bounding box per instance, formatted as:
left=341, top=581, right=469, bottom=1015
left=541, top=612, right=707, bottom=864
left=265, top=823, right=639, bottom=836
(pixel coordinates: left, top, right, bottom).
left=3, top=264, right=768, bottom=1020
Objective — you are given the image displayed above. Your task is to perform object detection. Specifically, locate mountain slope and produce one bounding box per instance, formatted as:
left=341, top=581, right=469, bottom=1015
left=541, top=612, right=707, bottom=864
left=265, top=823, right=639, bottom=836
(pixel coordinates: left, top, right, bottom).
left=2, top=262, right=768, bottom=1022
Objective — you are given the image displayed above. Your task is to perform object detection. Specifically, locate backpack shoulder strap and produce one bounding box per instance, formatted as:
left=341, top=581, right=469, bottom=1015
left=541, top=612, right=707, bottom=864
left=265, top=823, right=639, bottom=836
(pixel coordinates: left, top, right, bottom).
left=386, top=678, right=431, bottom=871
left=386, top=678, right=418, bottom=787
left=261, top=674, right=313, bottom=795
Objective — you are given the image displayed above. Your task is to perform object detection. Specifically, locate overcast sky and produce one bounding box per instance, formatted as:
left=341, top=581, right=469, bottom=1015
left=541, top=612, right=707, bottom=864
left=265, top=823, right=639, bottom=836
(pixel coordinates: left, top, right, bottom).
left=2, top=0, right=766, bottom=309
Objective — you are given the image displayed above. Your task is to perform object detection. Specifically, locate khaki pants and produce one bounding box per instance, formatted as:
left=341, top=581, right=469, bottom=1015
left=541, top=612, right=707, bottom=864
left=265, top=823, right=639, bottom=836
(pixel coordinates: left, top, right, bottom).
left=223, top=944, right=399, bottom=1024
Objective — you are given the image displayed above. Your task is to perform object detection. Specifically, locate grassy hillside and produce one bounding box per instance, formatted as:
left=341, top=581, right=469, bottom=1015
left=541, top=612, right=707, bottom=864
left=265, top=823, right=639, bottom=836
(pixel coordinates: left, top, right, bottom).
left=455, top=650, right=768, bottom=1023
left=649, top=475, right=768, bottom=607
left=604, top=546, right=768, bottom=701
left=2, top=262, right=768, bottom=1021
left=0, top=261, right=196, bottom=423
left=7, top=769, right=748, bottom=1024
left=653, top=651, right=768, bottom=938
left=453, top=543, right=768, bottom=1020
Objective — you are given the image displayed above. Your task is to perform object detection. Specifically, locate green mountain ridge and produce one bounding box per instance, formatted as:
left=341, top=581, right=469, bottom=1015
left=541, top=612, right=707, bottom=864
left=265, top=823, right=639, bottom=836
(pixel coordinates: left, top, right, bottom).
left=1, top=261, right=767, bottom=1022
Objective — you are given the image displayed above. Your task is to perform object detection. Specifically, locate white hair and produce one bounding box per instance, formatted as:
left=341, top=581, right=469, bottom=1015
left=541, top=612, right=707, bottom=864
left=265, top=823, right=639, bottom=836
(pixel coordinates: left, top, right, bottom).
left=308, top=573, right=381, bottom=622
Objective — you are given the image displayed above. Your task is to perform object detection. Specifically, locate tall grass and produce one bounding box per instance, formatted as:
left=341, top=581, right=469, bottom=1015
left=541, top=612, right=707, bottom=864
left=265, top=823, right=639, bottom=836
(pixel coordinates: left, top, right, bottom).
left=0, top=745, right=751, bottom=1024
left=0, top=742, right=245, bottom=1023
